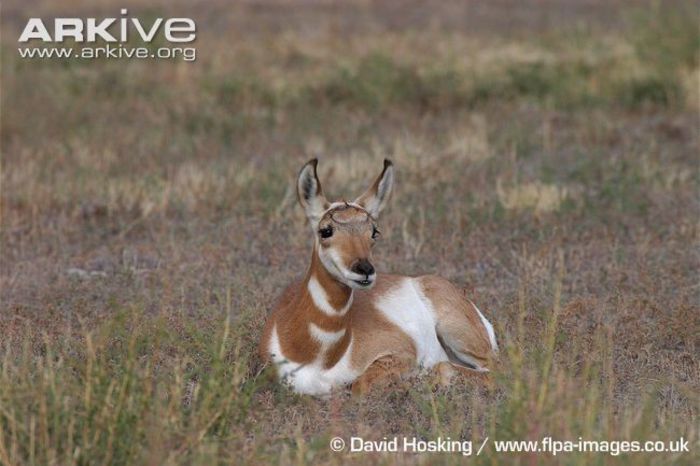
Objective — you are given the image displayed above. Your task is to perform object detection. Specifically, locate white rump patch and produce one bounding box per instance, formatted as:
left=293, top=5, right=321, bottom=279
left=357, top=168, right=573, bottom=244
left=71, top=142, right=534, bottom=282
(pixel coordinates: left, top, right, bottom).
left=375, top=278, right=449, bottom=369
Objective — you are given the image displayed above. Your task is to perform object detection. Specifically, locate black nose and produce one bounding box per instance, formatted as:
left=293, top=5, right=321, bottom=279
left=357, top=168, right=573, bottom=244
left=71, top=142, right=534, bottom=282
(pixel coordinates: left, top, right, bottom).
left=351, top=259, right=375, bottom=276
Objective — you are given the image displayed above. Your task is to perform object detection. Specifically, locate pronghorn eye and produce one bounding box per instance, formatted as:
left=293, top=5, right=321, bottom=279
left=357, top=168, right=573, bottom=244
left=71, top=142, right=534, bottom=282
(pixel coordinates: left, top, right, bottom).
left=319, top=226, right=333, bottom=239
left=372, top=226, right=380, bottom=239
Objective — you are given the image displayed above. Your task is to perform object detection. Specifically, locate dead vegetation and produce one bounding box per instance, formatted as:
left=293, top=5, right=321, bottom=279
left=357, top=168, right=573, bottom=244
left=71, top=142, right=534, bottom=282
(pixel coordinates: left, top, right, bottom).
left=1, top=0, right=698, bottom=464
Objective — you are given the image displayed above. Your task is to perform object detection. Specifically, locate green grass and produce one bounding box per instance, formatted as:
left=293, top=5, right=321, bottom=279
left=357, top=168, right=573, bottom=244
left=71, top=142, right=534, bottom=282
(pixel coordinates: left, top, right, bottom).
left=628, top=1, right=700, bottom=72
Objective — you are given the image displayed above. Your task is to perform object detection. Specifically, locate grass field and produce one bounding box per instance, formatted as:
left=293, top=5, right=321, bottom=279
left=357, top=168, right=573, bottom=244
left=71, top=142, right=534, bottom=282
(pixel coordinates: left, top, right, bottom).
left=1, top=0, right=699, bottom=464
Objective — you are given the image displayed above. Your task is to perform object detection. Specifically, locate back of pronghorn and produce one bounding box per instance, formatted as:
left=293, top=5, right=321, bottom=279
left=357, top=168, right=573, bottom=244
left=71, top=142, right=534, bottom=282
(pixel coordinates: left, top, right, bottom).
left=259, top=159, right=498, bottom=395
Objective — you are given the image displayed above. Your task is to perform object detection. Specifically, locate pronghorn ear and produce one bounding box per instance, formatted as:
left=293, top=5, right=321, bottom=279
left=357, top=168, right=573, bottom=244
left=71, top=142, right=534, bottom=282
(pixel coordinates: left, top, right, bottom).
left=355, top=159, right=394, bottom=217
left=297, top=158, right=329, bottom=225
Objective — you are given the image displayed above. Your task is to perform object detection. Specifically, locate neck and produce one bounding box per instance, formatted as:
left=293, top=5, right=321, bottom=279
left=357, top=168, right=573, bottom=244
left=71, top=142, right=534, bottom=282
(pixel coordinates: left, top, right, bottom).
left=299, top=246, right=354, bottom=370
left=305, top=247, right=353, bottom=316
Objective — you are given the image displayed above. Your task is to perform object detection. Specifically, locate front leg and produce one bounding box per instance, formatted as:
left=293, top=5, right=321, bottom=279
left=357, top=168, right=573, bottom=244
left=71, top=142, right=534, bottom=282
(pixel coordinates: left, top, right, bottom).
left=351, top=356, right=413, bottom=395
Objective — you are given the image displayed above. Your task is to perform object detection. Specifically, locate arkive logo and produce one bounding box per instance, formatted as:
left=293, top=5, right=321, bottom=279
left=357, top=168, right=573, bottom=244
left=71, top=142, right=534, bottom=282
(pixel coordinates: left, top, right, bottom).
left=19, top=9, right=196, bottom=43
left=17, top=9, right=197, bottom=62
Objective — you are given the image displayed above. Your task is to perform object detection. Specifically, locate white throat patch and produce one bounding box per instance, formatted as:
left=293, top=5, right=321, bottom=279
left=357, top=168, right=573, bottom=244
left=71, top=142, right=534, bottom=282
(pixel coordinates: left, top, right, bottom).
left=307, top=275, right=353, bottom=316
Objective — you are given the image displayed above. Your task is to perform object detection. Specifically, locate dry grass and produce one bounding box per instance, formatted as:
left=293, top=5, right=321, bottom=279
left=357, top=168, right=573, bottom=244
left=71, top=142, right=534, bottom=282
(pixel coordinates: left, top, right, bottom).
left=1, top=0, right=699, bottom=465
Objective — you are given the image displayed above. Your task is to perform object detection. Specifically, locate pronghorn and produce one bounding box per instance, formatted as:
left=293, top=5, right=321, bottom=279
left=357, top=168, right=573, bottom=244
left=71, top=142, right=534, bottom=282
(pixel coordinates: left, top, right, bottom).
left=259, top=159, right=498, bottom=395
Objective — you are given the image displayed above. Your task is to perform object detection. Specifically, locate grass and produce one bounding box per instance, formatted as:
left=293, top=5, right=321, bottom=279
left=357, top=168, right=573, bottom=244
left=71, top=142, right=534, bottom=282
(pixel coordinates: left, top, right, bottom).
left=1, top=1, right=699, bottom=465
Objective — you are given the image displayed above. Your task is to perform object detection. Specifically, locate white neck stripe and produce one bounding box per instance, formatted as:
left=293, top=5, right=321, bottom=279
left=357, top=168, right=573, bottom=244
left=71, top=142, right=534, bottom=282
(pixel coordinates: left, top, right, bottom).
left=307, top=275, right=353, bottom=316
left=309, top=323, right=346, bottom=345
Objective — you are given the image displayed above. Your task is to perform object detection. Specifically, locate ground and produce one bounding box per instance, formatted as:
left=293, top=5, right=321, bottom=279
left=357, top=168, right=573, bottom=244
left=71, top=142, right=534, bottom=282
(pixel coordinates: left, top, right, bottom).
left=1, top=0, right=698, bottom=465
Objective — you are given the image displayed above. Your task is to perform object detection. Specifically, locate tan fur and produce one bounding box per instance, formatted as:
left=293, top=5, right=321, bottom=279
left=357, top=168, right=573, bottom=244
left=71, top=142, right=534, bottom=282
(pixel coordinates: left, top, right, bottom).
left=417, top=275, right=494, bottom=368
left=348, top=274, right=417, bottom=372
left=432, top=361, right=494, bottom=388
left=258, top=158, right=497, bottom=394
left=351, top=360, right=493, bottom=395
left=351, top=355, right=413, bottom=395
left=318, top=205, right=375, bottom=273
left=346, top=275, right=495, bottom=392
left=259, top=270, right=494, bottom=386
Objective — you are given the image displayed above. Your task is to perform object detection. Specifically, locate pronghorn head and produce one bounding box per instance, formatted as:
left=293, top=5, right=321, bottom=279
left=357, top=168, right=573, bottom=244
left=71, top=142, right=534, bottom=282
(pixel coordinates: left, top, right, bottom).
left=297, top=159, right=394, bottom=289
